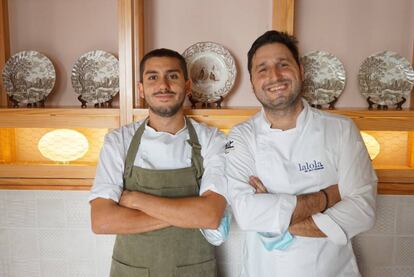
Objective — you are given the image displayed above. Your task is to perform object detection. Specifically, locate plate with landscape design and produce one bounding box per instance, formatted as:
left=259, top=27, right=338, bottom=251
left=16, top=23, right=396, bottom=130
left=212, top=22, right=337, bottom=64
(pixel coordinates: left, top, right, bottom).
left=71, top=50, right=119, bottom=105
left=301, top=51, right=346, bottom=108
left=2, top=50, right=55, bottom=105
left=358, top=51, right=414, bottom=108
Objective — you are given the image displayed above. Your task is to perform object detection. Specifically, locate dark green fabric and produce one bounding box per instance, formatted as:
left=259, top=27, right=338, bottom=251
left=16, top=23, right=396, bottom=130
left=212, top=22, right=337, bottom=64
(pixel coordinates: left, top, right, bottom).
left=111, top=118, right=216, bottom=277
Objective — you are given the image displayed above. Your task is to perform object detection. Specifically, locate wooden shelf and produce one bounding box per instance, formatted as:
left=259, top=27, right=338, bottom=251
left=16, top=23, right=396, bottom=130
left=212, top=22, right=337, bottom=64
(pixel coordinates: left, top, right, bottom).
left=0, top=107, right=413, bottom=193
left=0, top=108, right=120, bottom=128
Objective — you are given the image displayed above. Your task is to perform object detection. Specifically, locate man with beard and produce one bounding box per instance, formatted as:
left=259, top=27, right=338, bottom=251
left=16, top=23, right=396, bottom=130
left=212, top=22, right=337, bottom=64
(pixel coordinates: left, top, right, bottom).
left=90, top=48, right=227, bottom=277
left=225, top=31, right=377, bottom=276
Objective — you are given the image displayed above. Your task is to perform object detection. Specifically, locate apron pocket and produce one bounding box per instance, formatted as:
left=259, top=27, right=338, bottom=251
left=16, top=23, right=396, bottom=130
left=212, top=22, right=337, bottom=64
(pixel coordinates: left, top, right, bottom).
left=110, top=258, right=149, bottom=277
left=175, top=258, right=216, bottom=277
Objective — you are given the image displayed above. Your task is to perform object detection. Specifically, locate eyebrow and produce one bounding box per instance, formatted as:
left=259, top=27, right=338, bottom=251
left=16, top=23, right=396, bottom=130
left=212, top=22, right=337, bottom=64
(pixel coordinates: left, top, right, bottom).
left=144, top=69, right=181, bottom=75
left=254, top=58, right=291, bottom=69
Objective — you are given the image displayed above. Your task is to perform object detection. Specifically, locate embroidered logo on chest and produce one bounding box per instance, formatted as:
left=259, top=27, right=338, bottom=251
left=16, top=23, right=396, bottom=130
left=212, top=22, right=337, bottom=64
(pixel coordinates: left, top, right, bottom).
left=298, top=160, right=324, bottom=173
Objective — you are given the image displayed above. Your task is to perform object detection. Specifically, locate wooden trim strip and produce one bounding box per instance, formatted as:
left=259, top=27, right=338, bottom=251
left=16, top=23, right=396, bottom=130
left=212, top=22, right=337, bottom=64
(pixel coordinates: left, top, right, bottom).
left=378, top=182, right=414, bottom=195
left=0, top=0, right=10, bottom=107
left=272, top=0, right=295, bottom=35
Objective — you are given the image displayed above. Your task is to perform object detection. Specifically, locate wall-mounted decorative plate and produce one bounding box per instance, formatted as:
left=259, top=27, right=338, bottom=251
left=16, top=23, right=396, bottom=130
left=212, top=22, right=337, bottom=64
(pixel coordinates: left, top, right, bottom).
left=301, top=51, right=346, bottom=109
left=358, top=51, right=414, bottom=110
left=183, top=42, right=236, bottom=107
left=71, top=50, right=119, bottom=107
left=2, top=50, right=56, bottom=106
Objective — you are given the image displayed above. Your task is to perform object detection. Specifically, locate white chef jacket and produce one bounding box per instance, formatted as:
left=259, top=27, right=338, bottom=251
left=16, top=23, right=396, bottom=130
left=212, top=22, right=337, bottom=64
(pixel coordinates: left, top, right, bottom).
left=226, top=100, right=377, bottom=277
left=89, top=118, right=228, bottom=242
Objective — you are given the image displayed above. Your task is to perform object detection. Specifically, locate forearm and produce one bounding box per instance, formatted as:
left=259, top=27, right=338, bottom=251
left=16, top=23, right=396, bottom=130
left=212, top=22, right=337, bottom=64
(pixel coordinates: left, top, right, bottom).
left=291, top=191, right=326, bottom=225
left=90, top=198, right=170, bottom=234
left=288, top=217, right=326, bottom=237
left=121, top=191, right=226, bottom=229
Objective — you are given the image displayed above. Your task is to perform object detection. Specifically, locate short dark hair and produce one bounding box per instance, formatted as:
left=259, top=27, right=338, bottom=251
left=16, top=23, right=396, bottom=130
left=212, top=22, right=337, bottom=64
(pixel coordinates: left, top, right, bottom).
left=247, top=30, right=300, bottom=78
left=139, top=48, right=189, bottom=81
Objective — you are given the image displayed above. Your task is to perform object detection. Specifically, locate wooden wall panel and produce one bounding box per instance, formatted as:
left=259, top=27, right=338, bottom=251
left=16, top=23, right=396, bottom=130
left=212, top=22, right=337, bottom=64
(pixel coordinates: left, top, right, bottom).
left=272, top=0, right=295, bottom=35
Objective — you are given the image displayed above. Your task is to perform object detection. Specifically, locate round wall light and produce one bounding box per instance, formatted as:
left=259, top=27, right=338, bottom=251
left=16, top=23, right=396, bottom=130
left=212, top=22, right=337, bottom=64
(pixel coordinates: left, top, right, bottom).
left=38, top=129, right=89, bottom=162
left=360, top=131, right=380, bottom=160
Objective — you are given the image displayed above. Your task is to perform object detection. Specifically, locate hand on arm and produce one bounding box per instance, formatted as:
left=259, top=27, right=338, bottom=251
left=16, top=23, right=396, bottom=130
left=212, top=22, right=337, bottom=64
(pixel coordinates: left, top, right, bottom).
left=90, top=198, right=170, bottom=235
left=248, top=176, right=341, bottom=237
left=119, top=190, right=226, bottom=229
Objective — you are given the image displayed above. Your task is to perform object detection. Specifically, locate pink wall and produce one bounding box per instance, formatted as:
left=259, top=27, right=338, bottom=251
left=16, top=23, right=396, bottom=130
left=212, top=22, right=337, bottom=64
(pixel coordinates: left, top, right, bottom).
left=296, top=0, right=414, bottom=108
left=7, top=0, right=413, bottom=108
left=8, top=0, right=118, bottom=107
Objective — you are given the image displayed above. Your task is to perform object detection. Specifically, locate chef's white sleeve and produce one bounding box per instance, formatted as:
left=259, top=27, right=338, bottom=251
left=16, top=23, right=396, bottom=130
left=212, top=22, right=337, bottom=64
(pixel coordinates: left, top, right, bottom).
left=312, top=120, right=377, bottom=245
left=88, top=132, right=125, bottom=203
left=226, top=126, right=296, bottom=234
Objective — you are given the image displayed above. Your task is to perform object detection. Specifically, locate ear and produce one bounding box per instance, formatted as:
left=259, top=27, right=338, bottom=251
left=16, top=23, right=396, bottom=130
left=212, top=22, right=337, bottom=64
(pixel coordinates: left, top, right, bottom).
left=185, top=79, right=192, bottom=96
left=138, top=82, right=144, bottom=99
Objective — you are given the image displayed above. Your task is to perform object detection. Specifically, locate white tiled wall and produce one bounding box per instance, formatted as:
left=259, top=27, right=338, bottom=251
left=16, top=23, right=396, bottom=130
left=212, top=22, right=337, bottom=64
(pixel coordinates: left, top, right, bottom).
left=0, top=191, right=413, bottom=277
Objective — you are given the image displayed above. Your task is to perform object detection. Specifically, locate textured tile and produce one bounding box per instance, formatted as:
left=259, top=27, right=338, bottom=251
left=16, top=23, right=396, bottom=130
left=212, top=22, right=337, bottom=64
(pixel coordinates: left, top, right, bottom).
left=352, top=236, right=394, bottom=266
left=64, top=199, right=90, bottom=228
left=395, top=237, right=414, bottom=266
left=0, top=192, right=6, bottom=227
left=9, top=260, right=41, bottom=277
left=0, top=259, right=9, bottom=277
left=365, top=196, right=397, bottom=235
left=396, top=198, right=414, bottom=235
left=38, top=229, right=66, bottom=259
left=67, top=260, right=96, bottom=277
left=36, top=199, right=65, bottom=228
left=95, top=234, right=115, bottom=260
left=8, top=229, right=40, bottom=260
left=0, top=229, right=10, bottom=260
left=392, top=266, right=414, bottom=277
left=40, top=260, right=68, bottom=277
left=65, top=230, right=96, bottom=261
left=6, top=197, right=36, bottom=228
left=359, top=266, right=393, bottom=277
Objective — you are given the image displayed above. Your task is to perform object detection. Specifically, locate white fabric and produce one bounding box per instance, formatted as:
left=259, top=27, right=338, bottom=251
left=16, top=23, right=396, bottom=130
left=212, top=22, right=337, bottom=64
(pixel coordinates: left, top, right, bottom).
left=89, top=118, right=227, bottom=203
left=226, top=100, right=377, bottom=277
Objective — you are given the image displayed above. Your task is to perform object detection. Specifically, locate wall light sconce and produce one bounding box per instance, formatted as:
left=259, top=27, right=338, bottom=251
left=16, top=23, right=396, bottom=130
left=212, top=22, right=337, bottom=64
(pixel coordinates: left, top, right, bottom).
left=38, top=129, right=89, bottom=163
left=360, top=131, right=380, bottom=160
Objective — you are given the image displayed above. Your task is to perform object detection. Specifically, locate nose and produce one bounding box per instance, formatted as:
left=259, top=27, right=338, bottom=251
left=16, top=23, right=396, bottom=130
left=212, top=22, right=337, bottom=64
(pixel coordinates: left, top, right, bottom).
left=158, top=76, right=170, bottom=91
left=269, top=66, right=283, bottom=81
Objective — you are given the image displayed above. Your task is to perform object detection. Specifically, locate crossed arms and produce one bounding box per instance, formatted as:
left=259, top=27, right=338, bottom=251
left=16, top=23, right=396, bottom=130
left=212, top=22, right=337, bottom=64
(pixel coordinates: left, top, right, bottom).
left=91, top=190, right=226, bottom=235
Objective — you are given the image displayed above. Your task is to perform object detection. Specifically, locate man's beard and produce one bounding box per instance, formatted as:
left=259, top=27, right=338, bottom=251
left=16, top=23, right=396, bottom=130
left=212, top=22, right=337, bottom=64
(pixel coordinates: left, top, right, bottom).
left=147, top=91, right=186, bottom=117
left=257, top=80, right=302, bottom=112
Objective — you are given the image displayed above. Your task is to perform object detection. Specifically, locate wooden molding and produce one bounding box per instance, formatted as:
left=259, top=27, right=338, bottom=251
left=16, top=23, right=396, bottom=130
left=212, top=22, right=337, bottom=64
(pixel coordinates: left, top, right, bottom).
left=272, top=0, right=295, bottom=35
left=118, top=0, right=135, bottom=125
left=134, top=0, right=145, bottom=108
left=0, top=0, right=10, bottom=107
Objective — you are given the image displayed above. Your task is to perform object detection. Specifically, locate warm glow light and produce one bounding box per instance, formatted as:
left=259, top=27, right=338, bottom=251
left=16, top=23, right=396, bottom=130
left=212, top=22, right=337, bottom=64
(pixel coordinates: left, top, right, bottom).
left=38, top=129, right=89, bottom=162
left=361, top=132, right=380, bottom=160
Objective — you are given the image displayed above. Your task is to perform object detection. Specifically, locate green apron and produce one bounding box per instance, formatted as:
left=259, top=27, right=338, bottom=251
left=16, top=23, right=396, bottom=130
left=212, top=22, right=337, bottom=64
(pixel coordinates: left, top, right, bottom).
left=110, top=118, right=216, bottom=277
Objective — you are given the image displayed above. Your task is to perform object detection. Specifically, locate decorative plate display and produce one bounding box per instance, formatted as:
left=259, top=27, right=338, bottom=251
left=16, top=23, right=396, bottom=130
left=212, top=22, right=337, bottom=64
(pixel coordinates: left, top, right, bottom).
left=2, top=50, right=56, bottom=106
left=71, top=50, right=119, bottom=106
left=182, top=42, right=237, bottom=105
left=301, top=51, right=346, bottom=109
left=358, top=51, right=414, bottom=109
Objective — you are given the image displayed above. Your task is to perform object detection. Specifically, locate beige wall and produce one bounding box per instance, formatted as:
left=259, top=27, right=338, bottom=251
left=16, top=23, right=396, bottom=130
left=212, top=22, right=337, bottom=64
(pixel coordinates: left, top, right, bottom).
left=7, top=0, right=413, bottom=108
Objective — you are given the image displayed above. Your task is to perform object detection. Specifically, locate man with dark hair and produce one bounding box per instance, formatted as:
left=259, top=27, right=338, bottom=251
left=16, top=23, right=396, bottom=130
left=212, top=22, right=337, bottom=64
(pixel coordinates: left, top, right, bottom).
left=90, top=48, right=227, bottom=277
left=226, top=30, right=377, bottom=276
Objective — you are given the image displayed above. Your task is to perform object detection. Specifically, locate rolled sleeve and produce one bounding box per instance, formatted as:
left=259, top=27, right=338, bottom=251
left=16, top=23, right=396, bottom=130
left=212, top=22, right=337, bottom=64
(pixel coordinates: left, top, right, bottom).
left=312, top=213, right=347, bottom=245
left=199, top=125, right=228, bottom=199
left=89, top=131, right=126, bottom=203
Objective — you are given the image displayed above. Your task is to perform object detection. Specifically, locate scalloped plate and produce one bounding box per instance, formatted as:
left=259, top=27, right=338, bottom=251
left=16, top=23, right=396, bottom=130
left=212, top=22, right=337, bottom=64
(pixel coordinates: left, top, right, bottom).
left=301, top=51, right=346, bottom=106
left=71, top=50, right=119, bottom=104
left=358, top=51, right=414, bottom=106
left=182, top=42, right=237, bottom=103
left=2, top=50, right=56, bottom=104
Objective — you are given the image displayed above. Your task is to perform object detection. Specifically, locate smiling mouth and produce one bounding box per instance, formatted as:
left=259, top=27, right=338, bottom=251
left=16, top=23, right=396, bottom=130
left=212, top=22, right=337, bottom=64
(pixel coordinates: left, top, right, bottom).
left=265, top=81, right=290, bottom=93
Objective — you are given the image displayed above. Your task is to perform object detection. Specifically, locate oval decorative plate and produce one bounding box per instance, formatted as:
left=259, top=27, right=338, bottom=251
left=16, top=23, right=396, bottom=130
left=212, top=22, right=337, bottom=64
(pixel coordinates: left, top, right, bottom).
left=301, top=51, right=346, bottom=107
left=71, top=50, right=119, bottom=104
left=358, top=51, right=414, bottom=106
left=2, top=50, right=56, bottom=104
left=182, top=42, right=237, bottom=103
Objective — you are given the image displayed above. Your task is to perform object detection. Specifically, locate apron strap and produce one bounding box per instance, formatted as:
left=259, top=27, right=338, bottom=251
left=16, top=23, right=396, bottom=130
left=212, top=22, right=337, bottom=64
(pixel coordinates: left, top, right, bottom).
left=185, top=117, right=204, bottom=183
left=123, top=118, right=147, bottom=183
